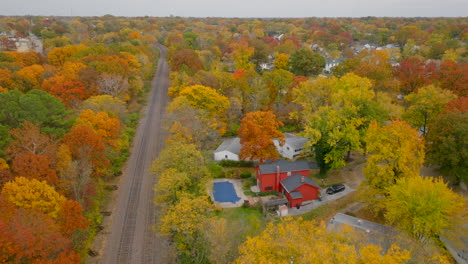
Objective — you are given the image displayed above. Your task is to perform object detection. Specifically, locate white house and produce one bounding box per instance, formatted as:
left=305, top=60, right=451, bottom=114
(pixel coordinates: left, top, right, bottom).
left=214, top=137, right=241, bottom=161
left=214, top=133, right=308, bottom=161
left=274, top=133, right=308, bottom=160
left=324, top=57, right=346, bottom=73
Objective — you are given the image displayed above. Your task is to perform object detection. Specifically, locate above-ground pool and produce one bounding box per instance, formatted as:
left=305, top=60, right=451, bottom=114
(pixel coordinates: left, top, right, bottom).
left=213, top=181, right=241, bottom=203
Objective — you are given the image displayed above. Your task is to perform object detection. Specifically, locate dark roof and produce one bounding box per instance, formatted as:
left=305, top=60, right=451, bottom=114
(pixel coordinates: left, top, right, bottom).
left=308, top=162, right=320, bottom=170
left=283, top=133, right=308, bottom=149
left=258, top=159, right=310, bottom=174
left=280, top=173, right=320, bottom=193
left=290, top=191, right=303, bottom=199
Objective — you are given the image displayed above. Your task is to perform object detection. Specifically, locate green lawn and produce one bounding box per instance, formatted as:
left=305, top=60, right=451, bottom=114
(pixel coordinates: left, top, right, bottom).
left=216, top=207, right=267, bottom=238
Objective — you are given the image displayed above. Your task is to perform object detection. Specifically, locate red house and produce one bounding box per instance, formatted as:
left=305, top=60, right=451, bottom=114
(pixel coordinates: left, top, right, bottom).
left=256, top=160, right=310, bottom=192
left=281, top=174, right=320, bottom=208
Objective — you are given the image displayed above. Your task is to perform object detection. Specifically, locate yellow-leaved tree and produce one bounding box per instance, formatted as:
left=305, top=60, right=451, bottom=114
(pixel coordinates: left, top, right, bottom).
left=235, top=217, right=411, bottom=264
left=153, top=168, right=191, bottom=205
left=159, top=195, right=214, bottom=262
left=178, top=85, right=230, bottom=134
left=384, top=176, right=465, bottom=242
left=1, top=177, right=65, bottom=218
left=363, top=120, right=424, bottom=211
left=274, top=53, right=289, bottom=70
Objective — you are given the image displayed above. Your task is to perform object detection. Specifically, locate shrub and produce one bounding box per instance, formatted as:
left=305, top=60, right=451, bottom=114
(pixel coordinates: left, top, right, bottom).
left=240, top=169, right=252, bottom=179
left=207, top=162, right=225, bottom=178
left=226, top=169, right=237, bottom=178
left=218, top=160, right=254, bottom=168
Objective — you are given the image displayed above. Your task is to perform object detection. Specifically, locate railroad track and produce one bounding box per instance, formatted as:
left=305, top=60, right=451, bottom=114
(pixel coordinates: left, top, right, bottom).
left=102, top=45, right=170, bottom=264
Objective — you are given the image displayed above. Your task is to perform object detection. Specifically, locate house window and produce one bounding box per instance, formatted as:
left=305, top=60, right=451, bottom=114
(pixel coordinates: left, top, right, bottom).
left=225, top=155, right=228, bottom=159
left=265, top=186, right=273, bottom=191
left=286, top=147, right=290, bottom=151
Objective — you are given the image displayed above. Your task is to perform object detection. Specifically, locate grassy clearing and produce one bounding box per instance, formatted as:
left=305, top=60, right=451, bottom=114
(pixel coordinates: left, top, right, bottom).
left=217, top=207, right=264, bottom=227
left=297, top=192, right=358, bottom=222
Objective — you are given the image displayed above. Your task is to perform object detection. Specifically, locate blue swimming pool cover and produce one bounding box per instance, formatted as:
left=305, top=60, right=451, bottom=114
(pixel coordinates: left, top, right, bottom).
left=213, top=181, right=241, bottom=203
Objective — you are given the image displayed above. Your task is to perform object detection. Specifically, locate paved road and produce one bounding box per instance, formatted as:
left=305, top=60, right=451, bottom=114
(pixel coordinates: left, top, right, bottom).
left=101, top=44, right=171, bottom=264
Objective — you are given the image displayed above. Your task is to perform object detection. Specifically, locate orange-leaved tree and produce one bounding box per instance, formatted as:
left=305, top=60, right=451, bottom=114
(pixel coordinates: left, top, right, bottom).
left=56, top=200, right=89, bottom=237
left=75, top=110, right=121, bottom=149
left=62, top=124, right=109, bottom=176
left=7, top=121, right=58, bottom=184
left=42, top=75, right=90, bottom=106
left=238, top=111, right=284, bottom=163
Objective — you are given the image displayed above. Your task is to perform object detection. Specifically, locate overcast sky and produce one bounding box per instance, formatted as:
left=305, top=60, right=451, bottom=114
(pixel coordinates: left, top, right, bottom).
left=1, top=0, right=467, bottom=17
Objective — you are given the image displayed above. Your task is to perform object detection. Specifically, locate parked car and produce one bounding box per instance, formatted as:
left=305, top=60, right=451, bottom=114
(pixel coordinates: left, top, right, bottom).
left=326, top=184, right=345, bottom=195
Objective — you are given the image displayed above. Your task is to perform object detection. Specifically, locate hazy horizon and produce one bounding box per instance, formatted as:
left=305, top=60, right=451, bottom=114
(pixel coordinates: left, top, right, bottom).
left=1, top=0, right=467, bottom=18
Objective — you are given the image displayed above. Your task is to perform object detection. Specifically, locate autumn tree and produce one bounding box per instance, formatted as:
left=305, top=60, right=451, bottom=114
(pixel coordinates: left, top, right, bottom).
left=238, top=111, right=285, bottom=163
left=75, top=110, right=121, bottom=149
left=12, top=64, right=45, bottom=91
left=151, top=141, right=208, bottom=182
left=0, top=157, right=12, bottom=186
left=0, top=68, right=13, bottom=91
left=169, top=49, right=203, bottom=74
left=402, top=85, right=457, bottom=135
left=262, top=69, right=294, bottom=108
left=62, top=124, right=109, bottom=177
left=96, top=74, right=129, bottom=100
left=293, top=76, right=336, bottom=115
left=363, top=121, right=425, bottom=210
left=235, top=218, right=411, bottom=264
left=1, top=177, right=65, bottom=218
left=41, top=76, right=90, bottom=106
left=395, top=57, right=438, bottom=95
left=353, top=50, right=393, bottom=90
left=159, top=195, right=214, bottom=263
left=202, top=217, right=236, bottom=264
left=165, top=96, right=220, bottom=149
left=384, top=176, right=465, bottom=242
left=153, top=168, right=191, bottom=205
left=47, top=45, right=88, bottom=66
left=178, top=85, right=230, bottom=134
left=11, top=152, right=58, bottom=184
left=6, top=121, right=58, bottom=184
left=56, top=200, right=89, bottom=237
left=6, top=121, right=58, bottom=160
left=0, top=208, right=79, bottom=264
left=426, top=108, right=468, bottom=184
left=290, top=48, right=325, bottom=76
left=55, top=144, right=91, bottom=203
left=438, top=60, right=468, bottom=97
left=231, top=40, right=254, bottom=70
left=273, top=53, right=289, bottom=70
left=80, top=95, right=128, bottom=122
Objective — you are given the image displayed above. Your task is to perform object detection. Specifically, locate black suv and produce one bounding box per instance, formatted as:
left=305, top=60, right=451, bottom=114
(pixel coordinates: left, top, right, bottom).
left=326, top=184, right=345, bottom=195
